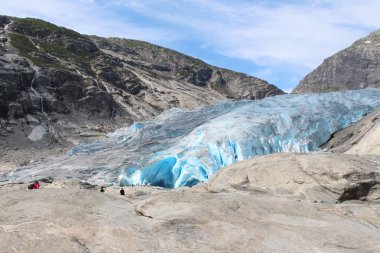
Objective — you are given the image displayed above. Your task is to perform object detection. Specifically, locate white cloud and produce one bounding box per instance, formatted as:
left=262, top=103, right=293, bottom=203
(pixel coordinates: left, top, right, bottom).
left=112, top=0, right=380, bottom=69
left=116, top=0, right=380, bottom=88
left=0, top=0, right=174, bottom=42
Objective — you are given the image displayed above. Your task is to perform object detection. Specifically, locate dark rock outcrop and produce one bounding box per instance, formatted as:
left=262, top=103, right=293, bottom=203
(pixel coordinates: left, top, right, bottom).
left=7, top=102, right=24, bottom=118
left=294, top=29, right=380, bottom=93
left=0, top=55, right=35, bottom=117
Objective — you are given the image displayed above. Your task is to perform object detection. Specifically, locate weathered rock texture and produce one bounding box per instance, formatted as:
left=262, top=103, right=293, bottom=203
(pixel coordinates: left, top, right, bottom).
left=209, top=152, right=380, bottom=203
left=1, top=152, right=380, bottom=252
left=293, top=29, right=380, bottom=93
left=323, top=107, right=380, bottom=155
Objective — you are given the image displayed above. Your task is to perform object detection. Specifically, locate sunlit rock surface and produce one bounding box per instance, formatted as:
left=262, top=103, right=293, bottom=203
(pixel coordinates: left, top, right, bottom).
left=3, top=89, right=380, bottom=187
left=1, top=152, right=379, bottom=252
left=209, top=152, right=380, bottom=203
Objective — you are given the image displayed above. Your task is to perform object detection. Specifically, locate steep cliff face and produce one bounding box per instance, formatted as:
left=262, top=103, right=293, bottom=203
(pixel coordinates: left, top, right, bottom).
left=293, top=29, right=380, bottom=93
left=0, top=16, right=283, bottom=166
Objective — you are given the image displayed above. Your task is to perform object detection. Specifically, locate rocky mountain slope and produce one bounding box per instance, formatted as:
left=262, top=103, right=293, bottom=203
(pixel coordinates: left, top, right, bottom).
left=0, top=15, right=283, bottom=169
left=322, top=107, right=380, bottom=155
left=293, top=29, right=380, bottom=93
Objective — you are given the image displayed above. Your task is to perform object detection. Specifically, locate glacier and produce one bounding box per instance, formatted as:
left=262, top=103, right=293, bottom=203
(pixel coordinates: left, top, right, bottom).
left=3, top=88, right=380, bottom=188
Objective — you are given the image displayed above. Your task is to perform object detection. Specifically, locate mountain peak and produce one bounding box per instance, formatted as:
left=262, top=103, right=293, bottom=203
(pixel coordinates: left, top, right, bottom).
left=293, top=28, right=380, bottom=93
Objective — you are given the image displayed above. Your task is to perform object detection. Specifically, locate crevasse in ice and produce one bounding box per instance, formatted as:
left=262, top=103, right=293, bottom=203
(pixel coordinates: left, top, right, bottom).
left=4, top=88, right=380, bottom=188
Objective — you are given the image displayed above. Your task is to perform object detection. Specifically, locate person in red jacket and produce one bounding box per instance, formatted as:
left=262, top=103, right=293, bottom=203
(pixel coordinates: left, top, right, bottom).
left=32, top=181, right=40, bottom=189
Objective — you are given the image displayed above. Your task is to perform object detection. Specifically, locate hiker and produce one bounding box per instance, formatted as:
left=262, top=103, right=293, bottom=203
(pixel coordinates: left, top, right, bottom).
left=32, top=181, right=40, bottom=189
left=120, top=188, right=125, bottom=195
left=100, top=186, right=105, bottom=192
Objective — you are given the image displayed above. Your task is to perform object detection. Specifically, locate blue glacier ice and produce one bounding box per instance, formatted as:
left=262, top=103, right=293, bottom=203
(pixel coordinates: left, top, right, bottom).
left=3, top=88, right=380, bottom=188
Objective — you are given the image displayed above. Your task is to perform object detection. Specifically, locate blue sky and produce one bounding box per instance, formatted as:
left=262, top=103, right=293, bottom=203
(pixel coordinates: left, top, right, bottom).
left=2, top=0, right=380, bottom=92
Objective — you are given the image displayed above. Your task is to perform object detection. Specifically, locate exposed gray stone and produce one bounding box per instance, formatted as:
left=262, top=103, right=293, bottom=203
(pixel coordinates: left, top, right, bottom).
left=25, top=114, right=40, bottom=125
left=27, top=124, right=47, bottom=141
left=294, top=29, right=380, bottom=93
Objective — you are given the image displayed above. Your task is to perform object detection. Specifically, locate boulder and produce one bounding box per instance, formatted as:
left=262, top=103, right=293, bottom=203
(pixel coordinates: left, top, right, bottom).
left=7, top=102, right=23, bottom=118
left=208, top=152, right=380, bottom=203
left=27, top=124, right=47, bottom=141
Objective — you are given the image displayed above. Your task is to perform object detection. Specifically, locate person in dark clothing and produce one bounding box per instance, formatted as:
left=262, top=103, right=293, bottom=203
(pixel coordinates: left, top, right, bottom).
left=120, top=188, right=125, bottom=195
left=100, top=186, right=105, bottom=192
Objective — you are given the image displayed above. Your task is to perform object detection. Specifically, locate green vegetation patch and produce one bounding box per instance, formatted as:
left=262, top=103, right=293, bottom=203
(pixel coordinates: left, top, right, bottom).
left=38, top=40, right=90, bottom=61
left=13, top=18, right=97, bottom=59
left=9, top=33, right=67, bottom=68
left=8, top=32, right=47, bottom=66
left=9, top=33, right=36, bottom=56
left=123, top=39, right=208, bottom=67
left=13, top=18, right=82, bottom=39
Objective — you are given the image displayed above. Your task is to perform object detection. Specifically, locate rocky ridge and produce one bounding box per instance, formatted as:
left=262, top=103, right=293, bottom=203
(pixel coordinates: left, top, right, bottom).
left=293, top=29, right=380, bottom=93
left=0, top=16, right=283, bottom=168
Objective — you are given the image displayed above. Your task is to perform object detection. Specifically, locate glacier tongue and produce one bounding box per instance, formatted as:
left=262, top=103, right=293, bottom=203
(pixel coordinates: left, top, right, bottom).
left=4, top=88, right=380, bottom=188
